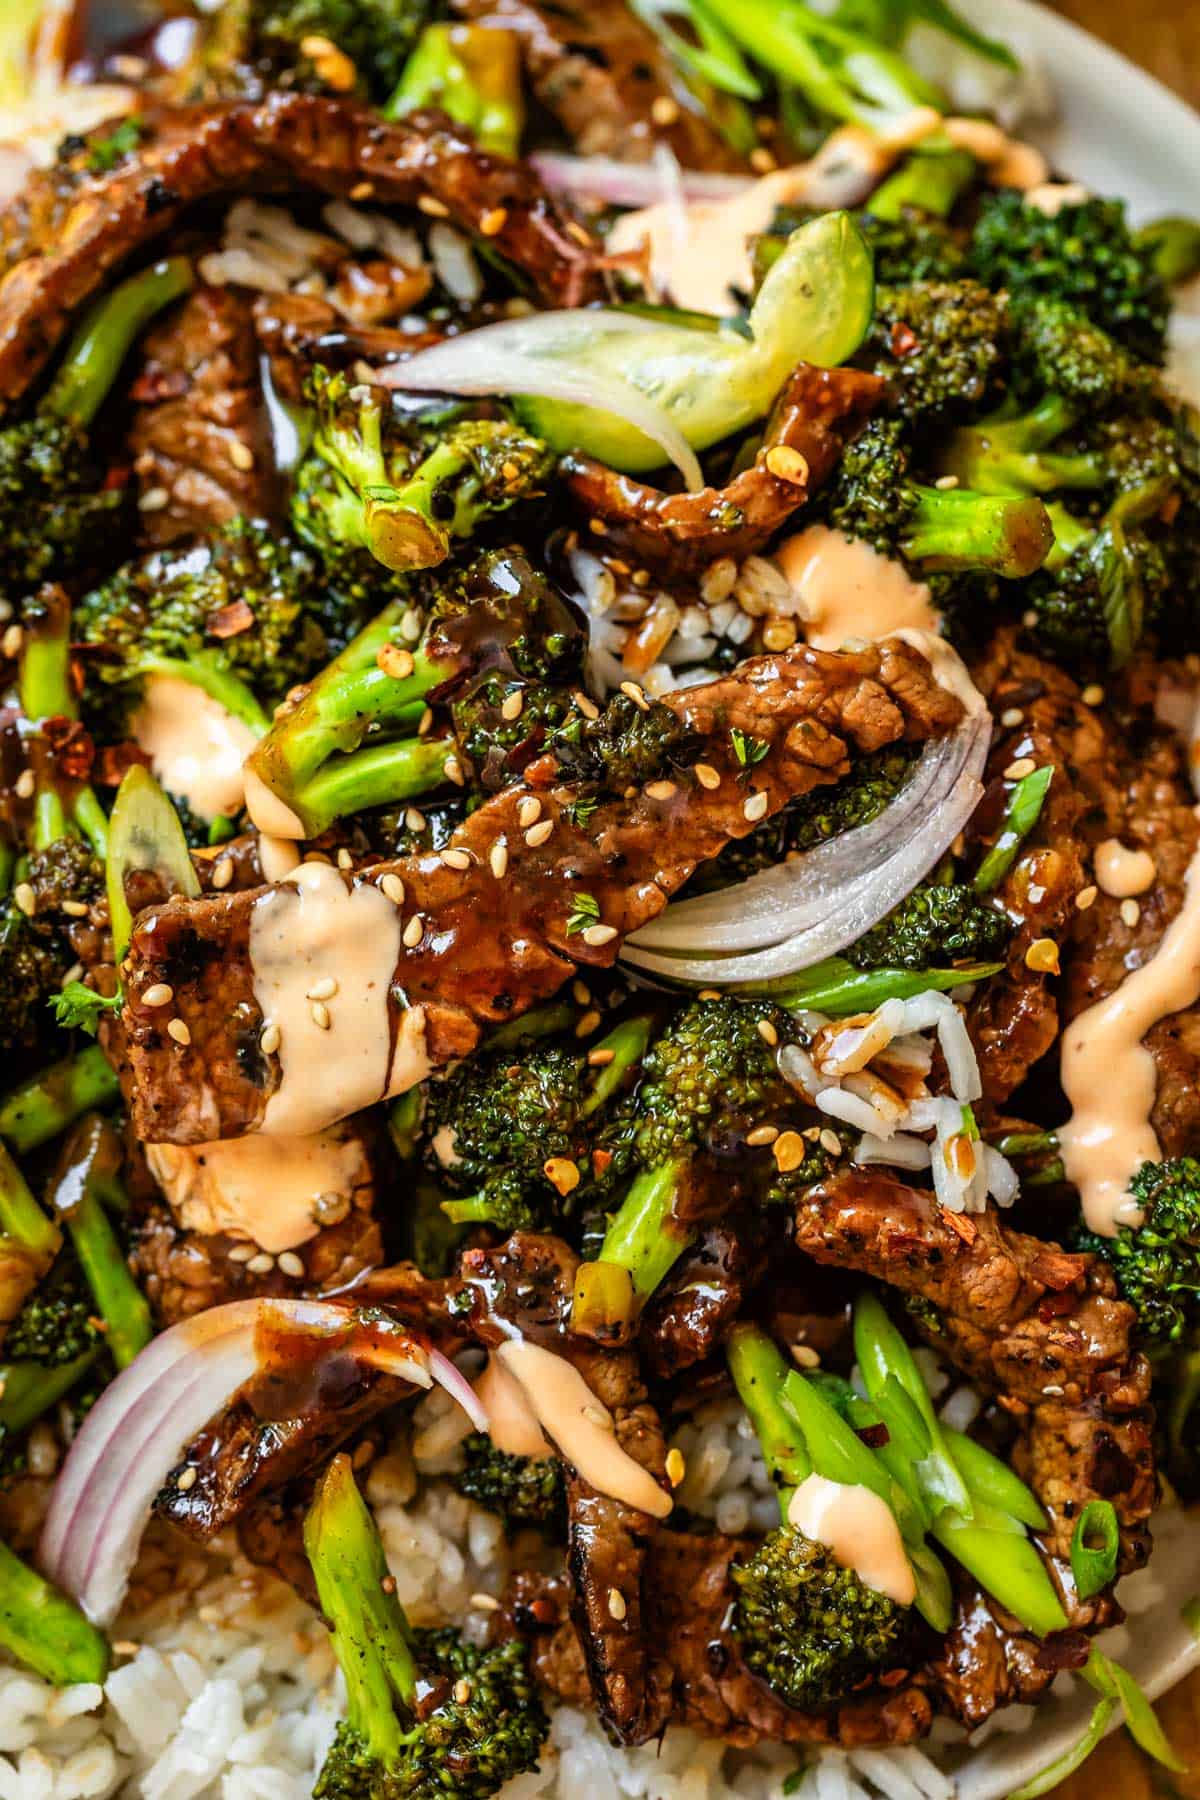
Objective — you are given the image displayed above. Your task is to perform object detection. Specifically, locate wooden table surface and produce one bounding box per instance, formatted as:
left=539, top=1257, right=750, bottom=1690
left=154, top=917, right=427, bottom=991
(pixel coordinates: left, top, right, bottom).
left=1043, top=15, right=1199, bottom=1794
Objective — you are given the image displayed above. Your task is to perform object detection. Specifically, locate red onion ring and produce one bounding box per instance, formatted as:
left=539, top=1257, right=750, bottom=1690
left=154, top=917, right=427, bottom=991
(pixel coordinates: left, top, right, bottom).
left=529, top=150, right=755, bottom=209
left=428, top=1348, right=490, bottom=1432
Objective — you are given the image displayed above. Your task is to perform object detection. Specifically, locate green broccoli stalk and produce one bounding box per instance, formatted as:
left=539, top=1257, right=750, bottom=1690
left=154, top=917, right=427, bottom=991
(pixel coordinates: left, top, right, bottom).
left=306, top=1453, right=547, bottom=1799
left=1010, top=298, right=1158, bottom=408
left=48, top=1115, right=152, bottom=1371
left=1025, top=483, right=1174, bottom=668
left=845, top=881, right=1011, bottom=971
left=821, top=418, right=1053, bottom=577
left=0, top=1045, right=118, bottom=1157
left=938, top=395, right=1111, bottom=497
left=867, top=142, right=977, bottom=224
left=385, top=24, right=524, bottom=157
left=726, top=1324, right=911, bottom=1710
left=856, top=280, right=1005, bottom=427
left=453, top=1433, right=566, bottom=1536
left=0, top=257, right=194, bottom=597
left=0, top=1539, right=109, bottom=1687
left=296, top=373, right=553, bottom=573
left=0, top=1142, right=61, bottom=1341
left=18, top=587, right=108, bottom=856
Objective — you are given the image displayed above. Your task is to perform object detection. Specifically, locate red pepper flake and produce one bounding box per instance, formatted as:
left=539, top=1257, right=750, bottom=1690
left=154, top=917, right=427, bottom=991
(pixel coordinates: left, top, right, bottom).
left=889, top=321, right=919, bottom=358
left=591, top=1148, right=613, bottom=1177
left=128, top=366, right=188, bottom=404
left=939, top=1207, right=979, bottom=1246
left=207, top=599, right=255, bottom=640
left=100, top=463, right=132, bottom=493
left=43, top=716, right=95, bottom=783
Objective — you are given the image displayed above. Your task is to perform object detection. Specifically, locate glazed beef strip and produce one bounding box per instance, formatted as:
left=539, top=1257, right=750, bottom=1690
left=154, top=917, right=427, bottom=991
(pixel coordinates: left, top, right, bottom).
left=449, top=0, right=748, bottom=168
left=0, top=96, right=602, bottom=409
left=120, top=638, right=964, bottom=1144
left=456, top=1232, right=673, bottom=1747
left=638, top=1221, right=766, bottom=1381
left=562, top=365, right=886, bottom=578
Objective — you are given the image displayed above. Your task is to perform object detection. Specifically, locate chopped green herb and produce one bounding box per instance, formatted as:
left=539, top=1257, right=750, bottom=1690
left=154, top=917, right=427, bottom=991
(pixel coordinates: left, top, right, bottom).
left=730, top=727, right=770, bottom=774
left=1070, top=1500, right=1119, bottom=1600
left=87, top=117, right=144, bottom=173
left=1008, top=1695, right=1117, bottom=1799
left=47, top=983, right=122, bottom=1037
left=566, top=893, right=601, bottom=935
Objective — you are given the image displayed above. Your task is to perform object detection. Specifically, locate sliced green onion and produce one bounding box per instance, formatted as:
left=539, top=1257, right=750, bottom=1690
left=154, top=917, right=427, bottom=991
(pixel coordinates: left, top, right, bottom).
left=974, top=764, right=1054, bottom=894
left=1084, top=1648, right=1186, bottom=1771
left=1008, top=1696, right=1117, bottom=1800
left=932, top=1511, right=1068, bottom=1636
left=941, top=1424, right=1048, bottom=1531
left=1070, top=1499, right=1119, bottom=1600
left=735, top=957, right=1002, bottom=1011
left=853, top=1290, right=973, bottom=1519
left=106, top=766, right=200, bottom=966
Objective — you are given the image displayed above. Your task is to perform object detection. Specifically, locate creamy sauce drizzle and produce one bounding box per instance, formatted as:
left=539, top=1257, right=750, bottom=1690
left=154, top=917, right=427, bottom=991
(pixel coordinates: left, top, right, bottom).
left=1094, top=838, right=1157, bottom=899
left=496, top=1339, right=673, bottom=1519
left=1060, top=844, right=1200, bottom=1234
left=774, top=526, right=939, bottom=649
left=258, top=835, right=302, bottom=882
left=787, top=1474, right=915, bottom=1605
left=132, top=676, right=258, bottom=824
left=249, top=862, right=429, bottom=1137
left=477, top=1351, right=553, bottom=1459
left=145, top=1124, right=367, bottom=1254
left=243, top=767, right=306, bottom=840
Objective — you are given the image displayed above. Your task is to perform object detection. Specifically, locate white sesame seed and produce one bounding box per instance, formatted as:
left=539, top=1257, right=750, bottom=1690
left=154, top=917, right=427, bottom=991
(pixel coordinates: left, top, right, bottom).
left=819, top=1128, right=842, bottom=1156
left=490, top=842, right=509, bottom=879
left=212, top=857, right=234, bottom=890
left=380, top=872, right=405, bottom=906
left=337, top=847, right=354, bottom=870
left=743, top=790, right=769, bottom=822
left=417, top=707, right=434, bottom=737
left=665, top=1447, right=686, bottom=1486
left=1, top=623, right=23, bottom=659
left=167, top=1018, right=191, bottom=1046
left=574, top=691, right=600, bottom=720
left=278, top=1250, right=305, bottom=1277
left=12, top=883, right=33, bottom=919
left=746, top=1124, right=779, bottom=1146
left=313, top=1190, right=351, bottom=1225
left=575, top=1009, right=602, bottom=1038
left=470, top=1592, right=501, bottom=1612
left=310, top=1000, right=331, bottom=1029
left=13, top=768, right=34, bottom=799
left=142, top=982, right=174, bottom=1008
left=405, top=808, right=426, bottom=832
left=1074, top=885, right=1098, bottom=911
left=378, top=643, right=415, bottom=679
left=260, top=1021, right=281, bottom=1056
left=441, top=847, right=471, bottom=870
left=1081, top=684, right=1105, bottom=707
left=228, top=1243, right=256, bottom=1263
left=177, top=1466, right=198, bottom=1492
left=400, top=607, right=422, bottom=641
left=500, top=689, right=524, bottom=721
left=138, top=486, right=170, bottom=512
left=247, top=1252, right=276, bottom=1274
left=1004, top=758, right=1037, bottom=780
left=645, top=779, right=677, bottom=801
left=1042, top=1383, right=1065, bottom=1397
left=307, top=976, right=338, bottom=1001
left=693, top=763, right=720, bottom=790
left=791, top=1344, right=821, bottom=1368
left=525, top=819, right=554, bottom=848
left=62, top=899, right=88, bottom=918
left=59, top=963, right=83, bottom=989
left=756, top=1018, right=778, bottom=1046
left=572, top=979, right=590, bottom=1005
left=444, top=754, right=465, bottom=787
left=607, top=1588, right=627, bottom=1621
left=403, top=915, right=424, bottom=949
left=620, top=680, right=650, bottom=713
left=453, top=1678, right=473, bottom=1705
left=517, top=795, right=542, bottom=828
left=229, top=440, right=255, bottom=471
left=1000, top=707, right=1024, bottom=728
left=582, top=922, right=618, bottom=947
left=1120, top=898, right=1141, bottom=928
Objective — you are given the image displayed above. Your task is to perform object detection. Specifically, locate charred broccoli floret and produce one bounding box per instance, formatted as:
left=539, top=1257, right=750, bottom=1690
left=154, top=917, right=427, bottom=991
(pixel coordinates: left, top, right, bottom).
left=307, top=1454, right=547, bottom=1800
left=857, top=281, right=1005, bottom=428
left=847, top=881, right=1011, bottom=971
left=969, top=192, right=1169, bottom=363
left=1075, top=1158, right=1200, bottom=1347
left=294, top=373, right=554, bottom=574
left=454, top=1434, right=565, bottom=1535
left=1027, top=485, right=1174, bottom=669
left=820, top=418, right=1052, bottom=577
left=203, top=0, right=428, bottom=100
left=5, top=1249, right=101, bottom=1367
left=1010, top=298, right=1158, bottom=407
left=757, top=202, right=968, bottom=289
left=549, top=691, right=701, bottom=798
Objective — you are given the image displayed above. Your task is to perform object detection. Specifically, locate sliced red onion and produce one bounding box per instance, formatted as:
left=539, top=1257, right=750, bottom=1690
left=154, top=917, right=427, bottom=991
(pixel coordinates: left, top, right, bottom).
left=375, top=312, right=704, bottom=491
left=530, top=150, right=755, bottom=209
left=429, top=1348, right=489, bottom=1432
left=39, top=1299, right=432, bottom=1627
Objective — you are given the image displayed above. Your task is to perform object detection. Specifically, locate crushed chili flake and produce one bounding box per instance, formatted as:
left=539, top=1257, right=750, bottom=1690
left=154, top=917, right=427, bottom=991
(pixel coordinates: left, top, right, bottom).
left=207, top=598, right=255, bottom=640
left=43, top=716, right=95, bottom=783
left=940, top=1207, right=979, bottom=1245
left=889, top=321, right=919, bottom=357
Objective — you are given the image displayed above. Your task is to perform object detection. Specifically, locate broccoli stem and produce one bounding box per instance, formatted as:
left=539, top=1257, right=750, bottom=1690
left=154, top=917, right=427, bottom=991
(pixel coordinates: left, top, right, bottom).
left=1135, top=215, right=1200, bottom=286
left=941, top=396, right=1104, bottom=496
left=903, top=485, right=1053, bottom=578
left=732, top=957, right=1002, bottom=1011
left=868, top=143, right=976, bottom=222
left=135, top=654, right=272, bottom=737
left=485, top=1002, right=578, bottom=1050
left=386, top=22, right=525, bottom=157
left=19, top=590, right=109, bottom=856
left=727, top=1324, right=814, bottom=1516
left=579, top=1015, right=654, bottom=1120
left=0, top=1046, right=119, bottom=1156
left=296, top=735, right=451, bottom=836
left=571, top=1158, right=694, bottom=1337
left=46, top=257, right=195, bottom=429
left=0, top=1538, right=110, bottom=1686
left=50, top=1117, right=152, bottom=1371
left=304, top=1453, right=420, bottom=1758
left=0, top=1143, right=62, bottom=1334
left=0, top=1349, right=99, bottom=1431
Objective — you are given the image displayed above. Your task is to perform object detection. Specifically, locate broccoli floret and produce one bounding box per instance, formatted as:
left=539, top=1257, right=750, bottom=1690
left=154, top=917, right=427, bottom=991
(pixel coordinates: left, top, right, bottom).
left=847, top=882, right=1011, bottom=971
left=454, top=1434, right=565, bottom=1535
left=969, top=192, right=1169, bottom=364
left=1075, top=1158, right=1200, bottom=1346
left=5, top=1250, right=101, bottom=1366
left=757, top=205, right=968, bottom=290
left=307, top=1454, right=547, bottom=1800
left=549, top=691, right=701, bottom=798
left=1027, top=487, right=1174, bottom=669
left=1010, top=298, right=1158, bottom=408
left=0, top=842, right=103, bottom=1057
left=204, top=0, right=429, bottom=100
left=821, top=417, right=1052, bottom=577
left=857, top=281, right=1005, bottom=428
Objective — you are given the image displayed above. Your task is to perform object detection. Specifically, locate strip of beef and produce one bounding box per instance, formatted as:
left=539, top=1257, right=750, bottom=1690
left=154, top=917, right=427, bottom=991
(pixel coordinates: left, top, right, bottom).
left=449, top=0, right=747, bottom=168
left=639, top=1221, right=765, bottom=1381
left=456, top=1232, right=673, bottom=1746
left=793, top=1170, right=1155, bottom=1571
left=0, top=98, right=602, bottom=409
left=252, top=290, right=443, bottom=402
left=928, top=1577, right=1095, bottom=1730
left=562, top=366, right=885, bottom=579
left=120, top=638, right=964, bottom=1143
left=126, top=285, right=277, bottom=543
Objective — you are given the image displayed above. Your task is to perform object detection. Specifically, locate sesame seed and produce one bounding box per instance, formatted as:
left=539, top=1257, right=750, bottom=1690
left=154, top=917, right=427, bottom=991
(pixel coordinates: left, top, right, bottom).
left=572, top=979, right=590, bottom=1005
left=310, top=1000, right=331, bottom=1030
left=819, top=1127, right=842, bottom=1156
left=756, top=1017, right=778, bottom=1046
left=470, top=1592, right=501, bottom=1611
left=791, top=1343, right=821, bottom=1368
left=247, top=1252, right=276, bottom=1274
left=588, top=1046, right=615, bottom=1067
left=260, top=1022, right=281, bottom=1056
left=773, top=1130, right=806, bottom=1172
left=1042, top=1383, right=1065, bottom=1397
left=143, top=982, right=174, bottom=1008
left=12, top=883, right=34, bottom=918
left=111, top=1640, right=141, bottom=1657
left=307, top=976, right=338, bottom=1001
left=278, top=1251, right=305, bottom=1278
left=525, top=819, right=554, bottom=848
left=1004, top=757, right=1037, bottom=780
left=400, top=608, right=422, bottom=640
left=212, top=857, right=234, bottom=890
left=138, top=486, right=170, bottom=512
left=500, top=689, right=524, bottom=721
left=1075, top=885, right=1098, bottom=911
left=405, top=808, right=426, bottom=832
left=575, top=1009, right=602, bottom=1038
left=620, top=679, right=650, bottom=712
left=650, top=94, right=680, bottom=125
left=1022, top=609, right=1039, bottom=629
left=441, top=847, right=471, bottom=870
left=59, top=962, right=83, bottom=988
left=582, top=922, right=618, bottom=947
left=489, top=843, right=509, bottom=879
left=167, top=1018, right=191, bottom=1046
left=762, top=617, right=797, bottom=652
left=453, top=1678, right=473, bottom=1705
left=229, top=440, right=255, bottom=471
left=1121, top=898, right=1141, bottom=928
left=314, top=1190, right=351, bottom=1225
left=743, top=790, right=769, bottom=822
left=644, top=779, right=677, bottom=802
left=337, top=847, right=354, bottom=870
left=749, top=146, right=777, bottom=173
left=480, top=206, right=508, bottom=236
left=665, top=1447, right=686, bottom=1487
left=746, top=1124, right=779, bottom=1146
left=380, top=873, right=405, bottom=906
left=378, top=643, right=415, bottom=679
left=934, top=473, right=960, bottom=490
left=228, top=1244, right=256, bottom=1263
left=1024, top=937, right=1060, bottom=974
left=607, top=1588, right=627, bottom=1621
left=350, top=181, right=374, bottom=200
left=1, top=623, right=21, bottom=658
left=14, top=768, right=34, bottom=799
left=694, top=763, right=720, bottom=791
left=517, top=795, right=542, bottom=828
left=764, top=444, right=810, bottom=485
left=1000, top=707, right=1024, bottom=728
left=544, top=1156, right=581, bottom=1195
left=417, top=707, right=433, bottom=737
left=418, top=195, right=450, bottom=217
left=1081, top=684, right=1105, bottom=706
left=62, top=899, right=89, bottom=918
left=177, top=1466, right=198, bottom=1492
left=403, top=914, right=424, bottom=949
left=574, top=691, right=600, bottom=720
left=444, top=754, right=465, bottom=787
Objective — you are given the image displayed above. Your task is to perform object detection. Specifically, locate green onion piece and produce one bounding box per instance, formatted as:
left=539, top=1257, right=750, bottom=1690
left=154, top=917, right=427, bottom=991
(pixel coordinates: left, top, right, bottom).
left=1135, top=215, right=1200, bottom=286
left=1070, top=1499, right=1119, bottom=1600
left=0, top=1539, right=110, bottom=1687
left=907, top=1541, right=954, bottom=1634
left=735, top=957, right=1002, bottom=1012
left=106, top=766, right=201, bottom=966
left=485, top=1002, right=576, bottom=1050
left=932, top=1512, right=1068, bottom=1636
left=852, top=1290, right=973, bottom=1519
left=1008, top=1696, right=1117, bottom=1800
left=974, top=765, right=1054, bottom=894
left=781, top=1369, right=894, bottom=1505
left=579, top=1016, right=653, bottom=1120
left=627, top=0, right=763, bottom=99
left=1083, top=1648, right=1186, bottom=1771
left=941, top=1424, right=1048, bottom=1530
left=726, top=1325, right=813, bottom=1513
left=388, top=1090, right=422, bottom=1161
